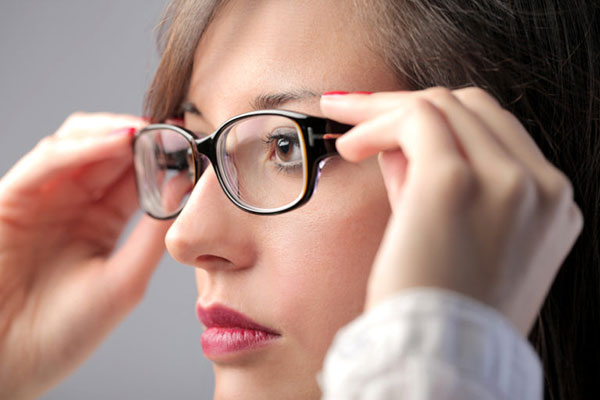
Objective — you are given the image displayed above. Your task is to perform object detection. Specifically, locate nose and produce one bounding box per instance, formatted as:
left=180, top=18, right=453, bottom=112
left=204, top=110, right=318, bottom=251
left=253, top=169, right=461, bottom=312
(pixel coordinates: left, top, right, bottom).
left=165, top=164, right=257, bottom=270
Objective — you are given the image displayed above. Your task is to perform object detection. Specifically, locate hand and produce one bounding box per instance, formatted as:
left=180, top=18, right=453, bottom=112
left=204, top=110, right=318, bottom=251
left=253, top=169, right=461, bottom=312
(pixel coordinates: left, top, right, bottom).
left=0, top=113, right=171, bottom=399
left=321, top=88, right=583, bottom=335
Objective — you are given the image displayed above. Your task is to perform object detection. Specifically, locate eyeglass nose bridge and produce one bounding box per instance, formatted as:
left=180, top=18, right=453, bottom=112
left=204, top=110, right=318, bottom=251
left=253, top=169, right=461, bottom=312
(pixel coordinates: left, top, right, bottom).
left=189, top=133, right=246, bottom=212
left=191, top=134, right=219, bottom=180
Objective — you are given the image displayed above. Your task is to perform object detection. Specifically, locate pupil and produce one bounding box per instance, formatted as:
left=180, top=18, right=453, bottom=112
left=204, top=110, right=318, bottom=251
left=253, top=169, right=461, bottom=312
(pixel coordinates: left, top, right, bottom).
left=277, top=138, right=291, bottom=156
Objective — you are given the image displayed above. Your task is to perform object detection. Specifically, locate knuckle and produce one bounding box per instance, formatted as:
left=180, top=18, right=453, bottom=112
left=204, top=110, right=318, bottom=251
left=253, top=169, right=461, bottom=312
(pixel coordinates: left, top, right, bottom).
left=433, top=158, right=475, bottom=200
left=35, top=135, right=56, bottom=152
left=457, top=87, right=500, bottom=107
left=65, top=111, right=89, bottom=124
left=539, top=167, right=574, bottom=207
left=396, top=98, right=435, bottom=130
left=57, top=111, right=90, bottom=136
left=406, top=97, right=435, bottom=116
left=571, top=203, right=584, bottom=234
left=424, top=86, right=455, bottom=103
left=499, top=108, right=520, bottom=123
left=496, top=165, right=532, bottom=206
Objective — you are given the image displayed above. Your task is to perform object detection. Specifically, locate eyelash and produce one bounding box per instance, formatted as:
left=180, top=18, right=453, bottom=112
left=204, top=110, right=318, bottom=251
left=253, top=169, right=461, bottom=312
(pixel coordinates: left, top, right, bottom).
left=262, top=133, right=302, bottom=172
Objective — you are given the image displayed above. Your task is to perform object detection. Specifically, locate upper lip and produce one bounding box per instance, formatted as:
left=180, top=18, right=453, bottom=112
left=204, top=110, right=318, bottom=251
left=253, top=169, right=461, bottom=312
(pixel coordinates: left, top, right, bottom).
left=196, top=304, right=280, bottom=335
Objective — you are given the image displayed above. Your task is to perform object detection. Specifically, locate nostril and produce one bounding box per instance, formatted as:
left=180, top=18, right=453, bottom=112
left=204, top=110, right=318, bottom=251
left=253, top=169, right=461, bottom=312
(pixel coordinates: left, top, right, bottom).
left=194, top=255, right=237, bottom=270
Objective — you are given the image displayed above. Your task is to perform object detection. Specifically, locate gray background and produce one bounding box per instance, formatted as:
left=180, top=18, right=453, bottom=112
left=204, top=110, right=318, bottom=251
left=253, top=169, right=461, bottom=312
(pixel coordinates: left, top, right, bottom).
left=0, top=2, right=215, bottom=399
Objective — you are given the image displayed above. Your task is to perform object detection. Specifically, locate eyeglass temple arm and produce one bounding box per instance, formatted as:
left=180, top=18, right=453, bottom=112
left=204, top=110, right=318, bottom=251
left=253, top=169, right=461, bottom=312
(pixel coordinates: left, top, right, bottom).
left=307, top=121, right=353, bottom=147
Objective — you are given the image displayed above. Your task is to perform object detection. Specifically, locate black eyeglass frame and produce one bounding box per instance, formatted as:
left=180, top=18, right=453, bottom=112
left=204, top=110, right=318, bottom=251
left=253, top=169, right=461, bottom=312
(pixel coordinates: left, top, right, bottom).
left=133, top=109, right=352, bottom=218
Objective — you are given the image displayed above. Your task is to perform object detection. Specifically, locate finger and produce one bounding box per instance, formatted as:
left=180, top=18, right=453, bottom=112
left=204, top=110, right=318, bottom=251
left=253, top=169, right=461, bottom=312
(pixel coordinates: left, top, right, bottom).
left=324, top=89, right=547, bottom=168
left=336, top=98, right=461, bottom=166
left=378, top=150, right=408, bottom=207
left=0, top=130, right=136, bottom=196
left=61, top=152, right=131, bottom=203
left=100, top=167, right=139, bottom=221
left=54, top=112, right=146, bottom=139
left=320, top=91, right=410, bottom=125
left=452, top=88, right=576, bottom=211
left=452, top=88, right=547, bottom=164
left=73, top=168, right=140, bottom=248
left=325, top=88, right=511, bottom=168
left=104, top=215, right=172, bottom=307
left=44, top=168, right=144, bottom=261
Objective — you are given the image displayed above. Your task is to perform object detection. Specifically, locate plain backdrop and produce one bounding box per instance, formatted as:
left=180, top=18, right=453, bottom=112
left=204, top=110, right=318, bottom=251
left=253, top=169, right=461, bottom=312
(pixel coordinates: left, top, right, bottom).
left=0, top=1, right=215, bottom=399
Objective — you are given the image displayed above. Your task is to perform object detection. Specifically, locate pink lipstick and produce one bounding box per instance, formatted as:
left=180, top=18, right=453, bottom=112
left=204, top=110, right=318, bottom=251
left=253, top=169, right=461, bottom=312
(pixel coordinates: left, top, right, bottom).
left=197, top=304, right=280, bottom=359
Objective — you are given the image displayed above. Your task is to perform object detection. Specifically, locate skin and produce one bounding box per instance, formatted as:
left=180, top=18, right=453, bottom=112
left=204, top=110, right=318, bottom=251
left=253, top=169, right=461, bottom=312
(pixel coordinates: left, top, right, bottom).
left=168, top=1, right=398, bottom=398
left=0, top=0, right=582, bottom=399
left=0, top=114, right=171, bottom=399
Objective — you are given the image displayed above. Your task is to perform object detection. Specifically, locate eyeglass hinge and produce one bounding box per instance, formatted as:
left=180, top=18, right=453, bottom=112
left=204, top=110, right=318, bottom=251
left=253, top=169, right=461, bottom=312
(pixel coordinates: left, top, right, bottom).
left=308, top=127, right=342, bottom=147
left=308, top=127, right=317, bottom=147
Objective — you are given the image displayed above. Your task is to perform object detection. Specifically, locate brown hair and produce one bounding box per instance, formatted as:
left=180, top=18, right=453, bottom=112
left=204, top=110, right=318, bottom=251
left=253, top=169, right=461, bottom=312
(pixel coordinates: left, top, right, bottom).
left=145, top=1, right=600, bottom=398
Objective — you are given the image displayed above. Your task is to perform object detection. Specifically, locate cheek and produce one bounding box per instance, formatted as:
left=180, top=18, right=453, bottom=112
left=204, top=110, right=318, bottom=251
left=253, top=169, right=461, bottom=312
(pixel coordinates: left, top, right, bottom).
left=266, top=157, right=391, bottom=361
left=191, top=157, right=393, bottom=369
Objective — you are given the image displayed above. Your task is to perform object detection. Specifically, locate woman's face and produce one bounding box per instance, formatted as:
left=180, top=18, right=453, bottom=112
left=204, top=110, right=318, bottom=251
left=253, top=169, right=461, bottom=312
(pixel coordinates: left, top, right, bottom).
left=165, top=1, right=401, bottom=398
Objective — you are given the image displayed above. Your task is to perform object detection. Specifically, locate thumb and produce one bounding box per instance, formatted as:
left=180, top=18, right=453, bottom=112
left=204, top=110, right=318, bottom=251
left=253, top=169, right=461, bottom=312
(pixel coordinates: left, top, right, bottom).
left=377, top=149, right=408, bottom=212
left=103, top=215, right=172, bottom=309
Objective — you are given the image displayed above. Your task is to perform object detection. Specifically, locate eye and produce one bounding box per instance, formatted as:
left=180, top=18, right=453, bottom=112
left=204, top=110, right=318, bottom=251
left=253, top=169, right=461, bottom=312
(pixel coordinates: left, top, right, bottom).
left=265, top=128, right=302, bottom=167
left=274, top=137, right=295, bottom=162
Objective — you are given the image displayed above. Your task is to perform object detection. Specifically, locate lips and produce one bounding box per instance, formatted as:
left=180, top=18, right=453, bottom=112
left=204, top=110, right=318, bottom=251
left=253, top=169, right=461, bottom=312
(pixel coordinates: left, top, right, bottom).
left=197, top=304, right=280, bottom=358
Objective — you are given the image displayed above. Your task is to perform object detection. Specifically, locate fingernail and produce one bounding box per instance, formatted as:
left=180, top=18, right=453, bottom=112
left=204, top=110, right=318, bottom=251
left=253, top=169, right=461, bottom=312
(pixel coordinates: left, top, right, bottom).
left=352, top=91, right=373, bottom=95
left=322, top=91, right=350, bottom=96
left=110, top=127, right=137, bottom=137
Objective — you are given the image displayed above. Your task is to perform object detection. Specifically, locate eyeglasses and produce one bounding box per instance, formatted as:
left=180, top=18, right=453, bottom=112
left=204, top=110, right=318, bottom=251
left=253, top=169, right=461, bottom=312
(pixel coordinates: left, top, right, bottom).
left=132, top=109, right=352, bottom=218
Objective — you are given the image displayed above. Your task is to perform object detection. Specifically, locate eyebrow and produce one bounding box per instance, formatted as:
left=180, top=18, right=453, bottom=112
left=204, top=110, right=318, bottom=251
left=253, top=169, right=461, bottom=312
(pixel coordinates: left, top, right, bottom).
left=250, top=89, right=320, bottom=110
left=181, top=89, right=321, bottom=117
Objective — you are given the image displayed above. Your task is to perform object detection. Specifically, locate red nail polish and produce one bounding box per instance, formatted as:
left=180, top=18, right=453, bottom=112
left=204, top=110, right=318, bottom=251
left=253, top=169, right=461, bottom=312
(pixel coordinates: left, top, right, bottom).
left=110, top=127, right=137, bottom=137
left=322, top=91, right=349, bottom=96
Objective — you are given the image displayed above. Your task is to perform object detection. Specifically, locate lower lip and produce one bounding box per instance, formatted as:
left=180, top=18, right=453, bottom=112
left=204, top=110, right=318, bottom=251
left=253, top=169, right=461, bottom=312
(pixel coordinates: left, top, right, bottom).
left=201, top=327, right=279, bottom=358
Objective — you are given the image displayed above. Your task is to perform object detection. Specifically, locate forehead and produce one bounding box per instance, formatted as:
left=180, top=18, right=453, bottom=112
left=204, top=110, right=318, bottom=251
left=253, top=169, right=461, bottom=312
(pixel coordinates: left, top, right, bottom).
left=188, top=0, right=398, bottom=123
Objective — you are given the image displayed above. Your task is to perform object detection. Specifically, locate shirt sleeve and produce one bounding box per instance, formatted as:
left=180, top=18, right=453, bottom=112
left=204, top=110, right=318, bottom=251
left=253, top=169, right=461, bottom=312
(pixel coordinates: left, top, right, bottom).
left=319, top=288, right=543, bottom=400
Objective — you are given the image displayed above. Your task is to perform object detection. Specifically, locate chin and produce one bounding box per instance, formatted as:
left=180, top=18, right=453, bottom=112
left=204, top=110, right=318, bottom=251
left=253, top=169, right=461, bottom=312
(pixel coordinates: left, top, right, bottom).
left=211, top=347, right=323, bottom=400
left=213, top=368, right=322, bottom=400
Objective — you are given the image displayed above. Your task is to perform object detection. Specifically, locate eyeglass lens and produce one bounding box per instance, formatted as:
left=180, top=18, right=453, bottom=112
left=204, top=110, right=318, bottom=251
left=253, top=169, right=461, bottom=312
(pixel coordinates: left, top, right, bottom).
left=133, top=128, right=197, bottom=218
left=134, top=115, right=308, bottom=217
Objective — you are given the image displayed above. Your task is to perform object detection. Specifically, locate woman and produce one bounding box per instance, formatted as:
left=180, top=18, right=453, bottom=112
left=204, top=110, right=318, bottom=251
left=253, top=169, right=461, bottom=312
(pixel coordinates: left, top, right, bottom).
left=0, top=0, right=597, bottom=399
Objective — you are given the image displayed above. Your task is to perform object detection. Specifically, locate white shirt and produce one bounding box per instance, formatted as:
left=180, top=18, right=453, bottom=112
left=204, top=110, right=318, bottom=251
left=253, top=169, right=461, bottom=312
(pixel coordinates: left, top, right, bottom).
left=320, top=289, right=543, bottom=399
